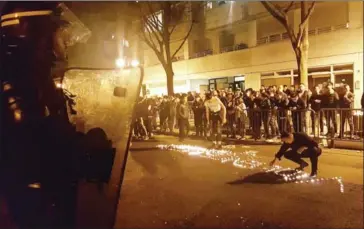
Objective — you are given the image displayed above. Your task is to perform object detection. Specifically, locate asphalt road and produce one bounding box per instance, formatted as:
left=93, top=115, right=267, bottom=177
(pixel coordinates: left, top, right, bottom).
left=115, top=135, right=363, bottom=229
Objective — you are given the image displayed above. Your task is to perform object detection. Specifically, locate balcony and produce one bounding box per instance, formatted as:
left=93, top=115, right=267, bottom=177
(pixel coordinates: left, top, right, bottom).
left=219, top=43, right=248, bottom=53
left=257, top=32, right=289, bottom=45
left=257, top=23, right=349, bottom=46
left=172, top=55, right=185, bottom=62
left=189, top=49, right=213, bottom=59
left=308, top=23, right=349, bottom=36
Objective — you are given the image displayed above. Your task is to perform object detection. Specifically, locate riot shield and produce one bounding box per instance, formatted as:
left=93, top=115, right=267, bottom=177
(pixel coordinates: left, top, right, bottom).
left=63, top=67, right=143, bottom=228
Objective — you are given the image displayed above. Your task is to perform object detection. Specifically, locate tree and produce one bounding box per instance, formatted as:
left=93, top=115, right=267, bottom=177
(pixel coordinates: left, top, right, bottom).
left=137, top=2, right=200, bottom=95
left=261, top=1, right=316, bottom=85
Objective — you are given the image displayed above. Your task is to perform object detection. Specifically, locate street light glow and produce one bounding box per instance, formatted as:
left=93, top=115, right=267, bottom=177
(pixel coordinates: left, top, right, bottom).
left=131, top=59, right=139, bottom=67
left=116, top=58, right=126, bottom=68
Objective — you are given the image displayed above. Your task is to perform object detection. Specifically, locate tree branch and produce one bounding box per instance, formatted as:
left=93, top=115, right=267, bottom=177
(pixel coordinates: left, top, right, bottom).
left=140, top=3, right=164, bottom=45
left=261, top=2, right=297, bottom=47
left=296, top=2, right=316, bottom=49
left=171, top=20, right=194, bottom=59
left=283, top=1, right=295, bottom=13
left=260, top=2, right=286, bottom=25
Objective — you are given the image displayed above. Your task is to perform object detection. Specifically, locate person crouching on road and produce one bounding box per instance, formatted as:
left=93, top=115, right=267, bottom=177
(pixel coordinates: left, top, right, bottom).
left=270, top=131, right=322, bottom=177
left=177, top=94, right=190, bottom=142
left=205, top=91, right=227, bottom=149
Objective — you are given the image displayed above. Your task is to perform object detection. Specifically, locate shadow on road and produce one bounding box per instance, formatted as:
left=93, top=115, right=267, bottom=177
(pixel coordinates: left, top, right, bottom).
left=130, top=147, right=183, bottom=175
left=227, top=170, right=298, bottom=185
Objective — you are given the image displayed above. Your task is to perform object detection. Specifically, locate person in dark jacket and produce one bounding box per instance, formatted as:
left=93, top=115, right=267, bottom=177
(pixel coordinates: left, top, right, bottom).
left=339, top=84, right=354, bottom=138
left=269, top=90, right=279, bottom=138
left=309, top=85, right=323, bottom=135
left=226, top=93, right=236, bottom=138
left=252, top=91, right=262, bottom=139
left=159, top=96, right=169, bottom=133
left=244, top=89, right=255, bottom=131
left=322, top=82, right=339, bottom=136
left=288, top=93, right=305, bottom=133
left=276, top=92, right=289, bottom=134
left=177, top=94, right=190, bottom=141
left=270, top=131, right=322, bottom=177
left=260, top=92, right=272, bottom=139
left=192, top=95, right=205, bottom=137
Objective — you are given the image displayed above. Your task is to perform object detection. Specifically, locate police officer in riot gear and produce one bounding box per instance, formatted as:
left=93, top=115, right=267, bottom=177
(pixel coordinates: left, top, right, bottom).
left=0, top=2, right=115, bottom=228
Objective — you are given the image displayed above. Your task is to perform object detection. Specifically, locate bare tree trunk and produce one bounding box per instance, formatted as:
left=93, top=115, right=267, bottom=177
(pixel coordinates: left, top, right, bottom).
left=299, top=41, right=309, bottom=86
left=165, top=64, right=174, bottom=96
left=299, top=1, right=309, bottom=86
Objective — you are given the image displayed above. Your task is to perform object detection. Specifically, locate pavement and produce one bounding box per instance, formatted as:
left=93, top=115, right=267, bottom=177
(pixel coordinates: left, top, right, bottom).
left=115, top=135, right=363, bottom=229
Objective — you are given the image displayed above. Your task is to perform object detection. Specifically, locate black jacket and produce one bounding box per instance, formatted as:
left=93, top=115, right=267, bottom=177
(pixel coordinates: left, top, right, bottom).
left=322, top=91, right=339, bottom=108
left=288, top=98, right=305, bottom=110
left=339, top=92, right=354, bottom=108
left=309, top=93, right=322, bottom=111
left=275, top=133, right=319, bottom=160
left=244, top=96, right=254, bottom=109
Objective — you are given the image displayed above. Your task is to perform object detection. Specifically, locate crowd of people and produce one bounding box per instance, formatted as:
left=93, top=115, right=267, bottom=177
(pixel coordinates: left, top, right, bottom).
left=132, top=81, right=363, bottom=148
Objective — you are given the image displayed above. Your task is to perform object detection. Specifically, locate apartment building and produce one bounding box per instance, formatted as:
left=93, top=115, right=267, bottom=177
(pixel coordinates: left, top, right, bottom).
left=139, top=1, right=363, bottom=108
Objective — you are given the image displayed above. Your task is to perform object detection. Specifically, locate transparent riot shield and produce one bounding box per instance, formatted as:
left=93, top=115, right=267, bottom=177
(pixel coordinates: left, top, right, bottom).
left=63, top=67, right=143, bottom=228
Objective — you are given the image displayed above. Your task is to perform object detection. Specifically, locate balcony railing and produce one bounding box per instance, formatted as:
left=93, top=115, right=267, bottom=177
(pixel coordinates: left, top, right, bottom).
left=220, top=43, right=248, bottom=54
left=189, top=49, right=213, bottom=59
left=171, top=55, right=185, bottom=62
left=309, top=23, right=349, bottom=36
left=257, top=32, right=290, bottom=45
left=257, top=23, right=348, bottom=46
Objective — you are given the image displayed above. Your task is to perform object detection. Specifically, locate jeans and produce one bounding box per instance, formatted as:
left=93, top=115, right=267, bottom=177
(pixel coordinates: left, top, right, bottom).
left=178, top=118, right=189, bottom=140
left=211, top=112, right=222, bottom=143
left=340, top=110, right=354, bottom=137
left=283, top=147, right=322, bottom=174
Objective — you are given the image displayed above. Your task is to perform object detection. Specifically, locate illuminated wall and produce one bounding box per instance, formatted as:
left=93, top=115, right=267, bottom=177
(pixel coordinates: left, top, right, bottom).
left=141, top=1, right=363, bottom=107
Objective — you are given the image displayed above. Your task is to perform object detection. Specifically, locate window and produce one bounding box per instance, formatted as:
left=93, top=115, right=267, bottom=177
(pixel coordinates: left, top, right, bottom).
left=144, top=10, right=163, bottom=33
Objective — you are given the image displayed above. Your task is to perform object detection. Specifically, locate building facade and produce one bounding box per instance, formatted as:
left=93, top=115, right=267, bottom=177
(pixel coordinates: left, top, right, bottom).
left=137, top=1, right=363, bottom=108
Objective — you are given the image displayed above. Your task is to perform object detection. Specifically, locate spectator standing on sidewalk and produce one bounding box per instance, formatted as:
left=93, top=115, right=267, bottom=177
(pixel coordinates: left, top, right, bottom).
left=187, top=91, right=195, bottom=118
left=192, top=95, right=205, bottom=138
left=322, top=82, right=339, bottom=136
left=226, top=93, right=236, bottom=138
left=339, top=84, right=354, bottom=138
left=244, top=89, right=255, bottom=132
left=252, top=91, right=262, bottom=139
left=309, top=85, right=323, bottom=136
left=168, top=95, right=177, bottom=134
left=269, top=90, right=279, bottom=138
left=159, top=96, right=169, bottom=133
left=219, top=91, right=228, bottom=108
left=235, top=97, right=247, bottom=139
left=205, top=91, right=227, bottom=149
left=177, top=94, right=190, bottom=142
left=297, top=83, right=311, bottom=133
left=260, top=92, right=272, bottom=139
left=288, top=93, right=305, bottom=133
left=276, top=92, right=289, bottom=135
